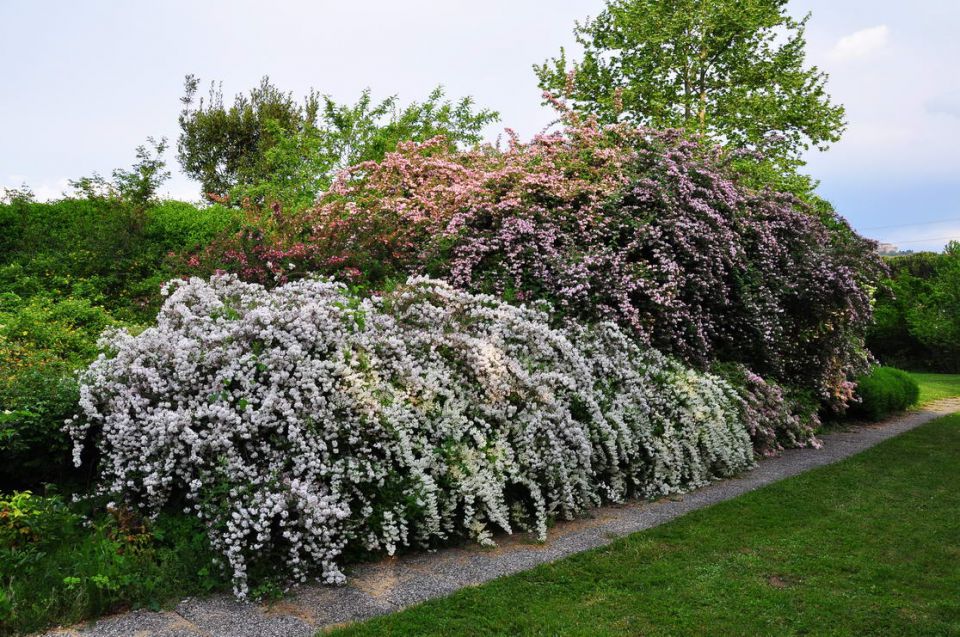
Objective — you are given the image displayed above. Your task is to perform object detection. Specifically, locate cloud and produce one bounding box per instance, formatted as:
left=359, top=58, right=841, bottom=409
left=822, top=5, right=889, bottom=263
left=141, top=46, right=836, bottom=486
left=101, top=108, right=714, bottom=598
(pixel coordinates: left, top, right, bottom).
left=927, top=91, right=960, bottom=119
left=830, top=25, right=890, bottom=61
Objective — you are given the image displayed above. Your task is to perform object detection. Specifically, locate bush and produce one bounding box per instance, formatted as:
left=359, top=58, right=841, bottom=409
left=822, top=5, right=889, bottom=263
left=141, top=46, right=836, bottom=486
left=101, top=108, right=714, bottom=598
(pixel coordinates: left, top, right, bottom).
left=191, top=120, right=883, bottom=406
left=714, top=364, right=821, bottom=457
left=850, top=367, right=920, bottom=421
left=69, top=274, right=763, bottom=597
left=0, top=295, right=120, bottom=488
left=0, top=360, right=79, bottom=488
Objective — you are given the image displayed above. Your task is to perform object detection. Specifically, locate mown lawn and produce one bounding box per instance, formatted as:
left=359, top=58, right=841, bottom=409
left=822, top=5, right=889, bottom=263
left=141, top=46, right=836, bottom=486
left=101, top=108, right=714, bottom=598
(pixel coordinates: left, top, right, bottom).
left=909, top=372, right=960, bottom=406
left=329, top=412, right=960, bottom=637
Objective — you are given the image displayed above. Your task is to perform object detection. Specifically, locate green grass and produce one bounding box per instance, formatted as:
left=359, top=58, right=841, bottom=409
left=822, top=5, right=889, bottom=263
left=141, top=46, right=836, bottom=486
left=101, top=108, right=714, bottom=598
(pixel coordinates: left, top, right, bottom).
left=330, top=413, right=960, bottom=637
left=909, top=372, right=960, bottom=406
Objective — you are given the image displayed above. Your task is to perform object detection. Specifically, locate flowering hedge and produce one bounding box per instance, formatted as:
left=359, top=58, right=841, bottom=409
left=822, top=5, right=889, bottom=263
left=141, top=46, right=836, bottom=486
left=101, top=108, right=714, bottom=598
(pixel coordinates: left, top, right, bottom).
left=69, top=275, right=764, bottom=596
left=713, top=363, right=821, bottom=458
left=189, top=120, right=883, bottom=405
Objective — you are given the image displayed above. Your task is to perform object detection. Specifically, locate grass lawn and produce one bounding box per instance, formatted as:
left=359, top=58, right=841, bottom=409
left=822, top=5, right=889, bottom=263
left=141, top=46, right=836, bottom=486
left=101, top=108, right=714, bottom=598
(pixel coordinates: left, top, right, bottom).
left=329, top=412, right=960, bottom=637
left=909, top=372, right=960, bottom=406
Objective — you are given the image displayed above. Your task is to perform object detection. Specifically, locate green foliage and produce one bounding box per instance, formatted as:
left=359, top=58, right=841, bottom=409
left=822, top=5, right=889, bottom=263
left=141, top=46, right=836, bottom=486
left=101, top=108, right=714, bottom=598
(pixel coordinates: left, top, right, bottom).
left=177, top=75, right=498, bottom=207
left=178, top=75, right=318, bottom=200
left=227, top=118, right=333, bottom=213
left=68, top=137, right=171, bottom=207
left=868, top=242, right=960, bottom=372
left=0, top=295, right=116, bottom=364
left=316, top=86, right=499, bottom=171
left=0, top=494, right=227, bottom=636
left=0, top=366, right=78, bottom=489
left=0, top=294, right=118, bottom=487
left=850, top=367, right=920, bottom=421
left=0, top=198, right=242, bottom=320
left=109, top=137, right=172, bottom=207
left=0, top=198, right=243, bottom=489
left=0, top=491, right=77, bottom=549
left=535, top=0, right=845, bottom=170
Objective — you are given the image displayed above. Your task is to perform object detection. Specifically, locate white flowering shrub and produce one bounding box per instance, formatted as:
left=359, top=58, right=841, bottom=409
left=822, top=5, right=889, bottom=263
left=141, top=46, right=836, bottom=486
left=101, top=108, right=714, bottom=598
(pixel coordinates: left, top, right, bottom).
left=68, top=275, right=754, bottom=597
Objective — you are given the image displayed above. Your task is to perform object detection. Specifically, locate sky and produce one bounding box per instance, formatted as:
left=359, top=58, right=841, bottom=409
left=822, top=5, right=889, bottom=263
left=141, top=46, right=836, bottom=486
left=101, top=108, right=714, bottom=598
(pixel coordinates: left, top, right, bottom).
left=1, top=0, right=958, bottom=252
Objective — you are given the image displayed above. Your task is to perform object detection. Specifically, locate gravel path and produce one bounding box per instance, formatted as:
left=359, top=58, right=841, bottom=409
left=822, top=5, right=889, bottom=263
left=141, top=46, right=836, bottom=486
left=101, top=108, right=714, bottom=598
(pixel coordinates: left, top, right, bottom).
left=45, top=399, right=960, bottom=637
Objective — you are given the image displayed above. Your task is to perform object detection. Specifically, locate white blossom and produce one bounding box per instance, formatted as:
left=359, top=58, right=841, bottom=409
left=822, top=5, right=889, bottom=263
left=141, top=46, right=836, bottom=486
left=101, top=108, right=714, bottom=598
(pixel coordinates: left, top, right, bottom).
left=68, top=274, right=755, bottom=598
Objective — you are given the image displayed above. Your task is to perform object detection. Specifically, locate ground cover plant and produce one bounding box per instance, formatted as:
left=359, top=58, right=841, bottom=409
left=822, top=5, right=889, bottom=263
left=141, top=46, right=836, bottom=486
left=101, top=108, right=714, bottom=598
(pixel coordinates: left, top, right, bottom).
left=329, top=412, right=960, bottom=637
left=0, top=491, right=227, bottom=637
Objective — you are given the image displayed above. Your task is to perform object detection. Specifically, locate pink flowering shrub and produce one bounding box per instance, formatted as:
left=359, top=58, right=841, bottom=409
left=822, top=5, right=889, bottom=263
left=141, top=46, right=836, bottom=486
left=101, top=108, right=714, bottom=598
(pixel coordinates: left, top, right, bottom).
left=69, top=275, right=756, bottom=597
left=177, top=200, right=328, bottom=286
left=185, top=124, right=640, bottom=286
left=187, top=118, right=883, bottom=404
left=309, top=124, right=880, bottom=401
left=714, top=364, right=821, bottom=457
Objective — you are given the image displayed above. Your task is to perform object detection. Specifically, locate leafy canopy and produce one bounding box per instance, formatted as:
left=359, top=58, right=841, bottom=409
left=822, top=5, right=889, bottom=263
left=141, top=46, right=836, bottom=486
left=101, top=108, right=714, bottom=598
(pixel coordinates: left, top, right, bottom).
left=869, top=242, right=960, bottom=372
left=535, top=0, right=845, bottom=168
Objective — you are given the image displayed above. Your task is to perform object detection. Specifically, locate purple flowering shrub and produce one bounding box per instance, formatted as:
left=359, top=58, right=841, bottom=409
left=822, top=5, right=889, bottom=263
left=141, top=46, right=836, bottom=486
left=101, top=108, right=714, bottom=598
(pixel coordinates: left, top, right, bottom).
left=714, top=363, right=821, bottom=457
left=295, top=119, right=882, bottom=404
left=610, top=156, right=881, bottom=403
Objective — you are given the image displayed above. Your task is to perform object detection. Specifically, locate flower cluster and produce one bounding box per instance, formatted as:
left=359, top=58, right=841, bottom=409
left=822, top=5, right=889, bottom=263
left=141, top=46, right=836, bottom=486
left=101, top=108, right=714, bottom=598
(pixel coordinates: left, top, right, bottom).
left=328, top=127, right=881, bottom=400
left=69, top=274, right=757, bottom=597
left=190, top=119, right=883, bottom=402
left=714, top=364, right=821, bottom=457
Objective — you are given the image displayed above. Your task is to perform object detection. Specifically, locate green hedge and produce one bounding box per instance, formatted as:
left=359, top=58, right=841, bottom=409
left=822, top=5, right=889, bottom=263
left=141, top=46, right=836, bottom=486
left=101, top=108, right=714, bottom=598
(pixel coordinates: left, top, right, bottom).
left=850, top=367, right=920, bottom=421
left=0, top=198, right=243, bottom=489
left=0, top=199, right=242, bottom=321
left=0, top=295, right=120, bottom=487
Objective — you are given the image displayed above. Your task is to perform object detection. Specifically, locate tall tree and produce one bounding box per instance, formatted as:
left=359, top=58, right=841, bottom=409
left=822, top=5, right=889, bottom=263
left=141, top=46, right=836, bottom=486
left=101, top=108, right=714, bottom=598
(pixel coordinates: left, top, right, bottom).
left=68, top=137, right=170, bottom=206
left=535, top=0, right=845, bottom=168
left=177, top=76, right=320, bottom=200
left=177, top=76, right=498, bottom=205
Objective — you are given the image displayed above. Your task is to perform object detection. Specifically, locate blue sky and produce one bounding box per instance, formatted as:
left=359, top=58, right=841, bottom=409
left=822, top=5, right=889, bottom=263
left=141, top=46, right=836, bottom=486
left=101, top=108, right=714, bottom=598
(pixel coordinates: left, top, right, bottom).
left=2, top=0, right=958, bottom=251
